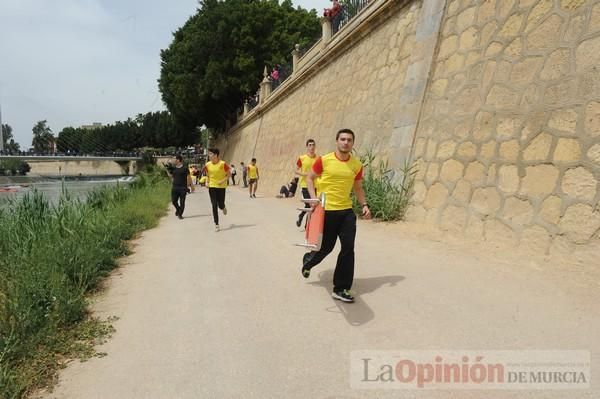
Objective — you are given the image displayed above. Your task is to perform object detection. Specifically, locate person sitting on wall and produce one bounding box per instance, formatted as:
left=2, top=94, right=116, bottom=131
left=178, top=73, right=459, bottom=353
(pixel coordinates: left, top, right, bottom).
left=277, top=177, right=299, bottom=198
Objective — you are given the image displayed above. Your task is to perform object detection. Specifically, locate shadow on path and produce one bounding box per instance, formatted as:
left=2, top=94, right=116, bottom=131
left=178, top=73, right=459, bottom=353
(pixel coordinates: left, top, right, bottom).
left=219, top=223, right=257, bottom=231
left=308, top=270, right=405, bottom=326
left=181, top=214, right=211, bottom=219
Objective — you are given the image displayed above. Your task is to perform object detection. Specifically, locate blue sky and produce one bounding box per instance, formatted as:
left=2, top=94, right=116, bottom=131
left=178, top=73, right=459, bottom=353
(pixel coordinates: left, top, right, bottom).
left=0, top=0, right=321, bottom=148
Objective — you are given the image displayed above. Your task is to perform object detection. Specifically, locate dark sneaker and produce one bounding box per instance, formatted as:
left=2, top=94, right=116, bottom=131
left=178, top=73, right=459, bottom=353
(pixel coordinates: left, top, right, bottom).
left=332, top=290, right=355, bottom=303
left=301, top=253, right=311, bottom=278
left=252, top=194, right=257, bottom=198
left=296, top=218, right=302, bottom=227
left=223, top=207, right=227, bottom=215
left=178, top=215, right=184, bottom=220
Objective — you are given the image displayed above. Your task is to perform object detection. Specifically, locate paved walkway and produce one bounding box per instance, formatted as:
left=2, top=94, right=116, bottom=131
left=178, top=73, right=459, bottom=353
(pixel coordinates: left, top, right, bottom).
left=41, top=186, right=599, bottom=398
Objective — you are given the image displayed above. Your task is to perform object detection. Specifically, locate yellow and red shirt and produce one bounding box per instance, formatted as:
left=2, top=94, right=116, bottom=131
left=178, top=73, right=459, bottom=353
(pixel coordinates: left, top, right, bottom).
left=247, top=164, right=259, bottom=179
left=203, top=160, right=230, bottom=188
left=312, top=152, right=363, bottom=211
left=296, top=154, right=318, bottom=188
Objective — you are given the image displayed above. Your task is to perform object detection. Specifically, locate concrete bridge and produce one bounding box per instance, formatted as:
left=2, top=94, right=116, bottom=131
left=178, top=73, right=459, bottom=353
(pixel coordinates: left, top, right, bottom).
left=0, top=155, right=142, bottom=176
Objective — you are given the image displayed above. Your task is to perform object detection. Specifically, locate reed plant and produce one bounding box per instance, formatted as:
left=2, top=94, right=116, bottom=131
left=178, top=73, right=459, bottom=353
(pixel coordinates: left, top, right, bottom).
left=352, top=149, right=417, bottom=221
left=0, top=172, right=170, bottom=398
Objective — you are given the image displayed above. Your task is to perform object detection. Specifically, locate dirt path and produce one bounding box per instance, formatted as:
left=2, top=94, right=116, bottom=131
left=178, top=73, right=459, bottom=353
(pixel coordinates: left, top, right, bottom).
left=40, top=186, right=599, bottom=399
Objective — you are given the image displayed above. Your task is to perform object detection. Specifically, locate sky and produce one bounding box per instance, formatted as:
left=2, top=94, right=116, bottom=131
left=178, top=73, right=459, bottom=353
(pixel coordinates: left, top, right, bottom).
left=0, top=0, right=321, bottom=149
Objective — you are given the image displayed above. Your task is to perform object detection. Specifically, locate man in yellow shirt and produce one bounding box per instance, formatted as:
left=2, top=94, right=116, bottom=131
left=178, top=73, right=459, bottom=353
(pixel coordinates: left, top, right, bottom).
left=295, top=139, right=318, bottom=227
left=203, top=148, right=231, bottom=232
left=247, top=158, right=259, bottom=198
left=302, top=129, right=371, bottom=303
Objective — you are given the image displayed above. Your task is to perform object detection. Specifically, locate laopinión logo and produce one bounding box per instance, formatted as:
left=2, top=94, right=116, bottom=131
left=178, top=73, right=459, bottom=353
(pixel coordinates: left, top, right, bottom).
left=350, top=350, right=590, bottom=390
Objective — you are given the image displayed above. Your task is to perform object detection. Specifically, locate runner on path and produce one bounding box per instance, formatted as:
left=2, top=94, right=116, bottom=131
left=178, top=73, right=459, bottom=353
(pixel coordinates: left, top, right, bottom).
left=301, top=129, right=371, bottom=303
left=170, top=154, right=191, bottom=220
left=295, top=139, right=318, bottom=227
left=203, top=148, right=231, bottom=232
left=247, top=158, right=259, bottom=198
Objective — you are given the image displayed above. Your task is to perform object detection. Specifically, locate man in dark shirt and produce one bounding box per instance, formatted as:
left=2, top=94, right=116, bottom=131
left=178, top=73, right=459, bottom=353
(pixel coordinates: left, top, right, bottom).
left=170, top=154, right=190, bottom=219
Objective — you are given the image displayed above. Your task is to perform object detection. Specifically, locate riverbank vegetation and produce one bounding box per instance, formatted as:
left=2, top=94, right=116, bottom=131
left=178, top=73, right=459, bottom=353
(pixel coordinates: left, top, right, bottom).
left=0, top=170, right=170, bottom=398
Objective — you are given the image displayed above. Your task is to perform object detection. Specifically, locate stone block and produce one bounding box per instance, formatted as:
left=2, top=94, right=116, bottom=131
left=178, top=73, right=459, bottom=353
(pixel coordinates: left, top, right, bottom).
left=486, top=85, right=520, bottom=109
left=464, top=161, right=486, bottom=183
left=480, top=141, right=497, bottom=160
left=560, top=0, right=586, bottom=10
left=496, top=117, right=521, bottom=140
left=488, top=164, right=498, bottom=185
left=499, top=140, right=520, bottom=162
left=520, top=226, right=552, bottom=254
left=548, top=108, right=578, bottom=134
left=561, top=166, right=597, bottom=201
left=564, top=13, right=585, bottom=42
left=478, top=0, right=497, bottom=23
left=499, top=13, right=524, bottom=38
left=585, top=101, right=600, bottom=136
left=430, top=79, right=448, bottom=97
left=520, top=164, right=559, bottom=198
left=503, top=196, right=534, bottom=226
left=452, top=179, right=472, bottom=202
left=587, top=144, right=600, bottom=165
left=576, top=36, right=600, bottom=72
left=539, top=195, right=562, bottom=225
left=459, top=27, right=479, bottom=50
left=498, top=165, right=520, bottom=193
left=481, top=21, right=498, bottom=46
left=425, top=163, right=440, bottom=185
left=523, top=132, right=553, bottom=161
left=499, top=0, right=516, bottom=19
left=436, top=141, right=457, bottom=159
left=412, top=181, right=428, bottom=203
left=472, top=187, right=502, bottom=215
left=591, top=3, right=600, bottom=33
left=540, top=48, right=571, bottom=80
left=504, top=37, right=523, bottom=59
left=439, top=35, right=458, bottom=59
left=440, top=159, right=465, bottom=182
left=559, top=203, right=600, bottom=243
left=527, top=14, right=563, bottom=52
left=553, top=138, right=581, bottom=162
left=457, top=141, right=477, bottom=158
left=456, top=7, right=476, bottom=32
left=473, top=111, right=494, bottom=142
left=485, top=42, right=504, bottom=57
left=526, top=0, right=554, bottom=30
left=465, top=215, right=485, bottom=240
left=424, top=182, right=449, bottom=209
left=454, top=86, right=482, bottom=115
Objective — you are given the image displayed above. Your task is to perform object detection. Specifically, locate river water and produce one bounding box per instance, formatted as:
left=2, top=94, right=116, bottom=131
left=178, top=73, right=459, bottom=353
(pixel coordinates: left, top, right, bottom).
left=0, top=176, right=135, bottom=205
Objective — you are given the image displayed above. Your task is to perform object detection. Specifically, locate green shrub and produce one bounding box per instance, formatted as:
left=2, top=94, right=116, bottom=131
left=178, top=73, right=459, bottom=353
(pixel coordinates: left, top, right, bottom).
left=0, top=173, right=170, bottom=398
left=352, top=149, right=417, bottom=221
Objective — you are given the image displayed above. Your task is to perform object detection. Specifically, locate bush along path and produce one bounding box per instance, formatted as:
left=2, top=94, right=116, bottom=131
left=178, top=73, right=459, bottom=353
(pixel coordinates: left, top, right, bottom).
left=0, top=171, right=171, bottom=399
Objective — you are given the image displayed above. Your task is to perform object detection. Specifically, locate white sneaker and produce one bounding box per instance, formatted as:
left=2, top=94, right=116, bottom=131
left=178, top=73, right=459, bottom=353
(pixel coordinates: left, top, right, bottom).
left=215, top=225, right=220, bottom=232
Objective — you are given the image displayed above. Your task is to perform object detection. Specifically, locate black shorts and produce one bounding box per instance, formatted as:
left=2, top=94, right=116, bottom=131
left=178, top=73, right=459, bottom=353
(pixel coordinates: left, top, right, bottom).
left=249, top=178, right=258, bottom=184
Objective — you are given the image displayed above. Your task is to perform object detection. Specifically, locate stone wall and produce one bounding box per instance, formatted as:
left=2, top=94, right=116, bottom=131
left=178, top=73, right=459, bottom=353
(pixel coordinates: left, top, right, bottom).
left=408, top=0, right=600, bottom=255
left=217, top=0, right=600, bottom=256
left=218, top=0, right=424, bottom=191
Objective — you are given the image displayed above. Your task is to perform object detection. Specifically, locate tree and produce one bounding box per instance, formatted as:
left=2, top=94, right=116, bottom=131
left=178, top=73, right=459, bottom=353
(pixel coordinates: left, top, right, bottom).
left=159, top=0, right=320, bottom=133
left=1, top=124, right=20, bottom=152
left=31, top=120, right=55, bottom=153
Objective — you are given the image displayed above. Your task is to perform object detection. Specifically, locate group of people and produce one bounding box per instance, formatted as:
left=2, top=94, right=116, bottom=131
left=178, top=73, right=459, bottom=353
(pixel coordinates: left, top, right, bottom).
left=169, top=129, right=371, bottom=303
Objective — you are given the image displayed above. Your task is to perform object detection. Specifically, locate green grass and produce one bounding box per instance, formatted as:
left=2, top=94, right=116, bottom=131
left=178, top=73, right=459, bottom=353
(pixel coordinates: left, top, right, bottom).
left=0, top=172, right=170, bottom=399
left=352, top=149, right=417, bottom=221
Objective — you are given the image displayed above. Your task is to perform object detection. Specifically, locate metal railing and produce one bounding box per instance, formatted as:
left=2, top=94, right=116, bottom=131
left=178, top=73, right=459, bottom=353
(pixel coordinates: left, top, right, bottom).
left=332, top=0, right=371, bottom=35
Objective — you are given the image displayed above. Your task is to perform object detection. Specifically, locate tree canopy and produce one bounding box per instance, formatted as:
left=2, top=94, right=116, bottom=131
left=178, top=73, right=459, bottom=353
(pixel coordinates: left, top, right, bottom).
left=1, top=124, right=20, bottom=152
left=159, top=0, right=320, bottom=133
left=56, top=111, right=194, bottom=153
left=31, top=120, right=54, bottom=153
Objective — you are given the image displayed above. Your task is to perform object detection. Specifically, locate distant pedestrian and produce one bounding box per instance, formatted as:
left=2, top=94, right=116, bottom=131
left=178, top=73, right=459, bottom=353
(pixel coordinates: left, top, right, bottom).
left=241, top=161, right=248, bottom=187
left=169, top=154, right=191, bottom=220
left=247, top=158, right=259, bottom=198
left=295, top=139, right=318, bottom=228
left=230, top=164, right=237, bottom=185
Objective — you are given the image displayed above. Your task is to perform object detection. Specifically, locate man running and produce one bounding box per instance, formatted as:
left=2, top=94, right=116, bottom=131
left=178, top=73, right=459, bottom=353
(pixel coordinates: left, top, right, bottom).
left=170, top=154, right=191, bottom=220
left=247, top=158, right=259, bottom=198
left=301, top=129, right=371, bottom=303
left=295, top=139, right=318, bottom=227
left=203, top=148, right=231, bottom=232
